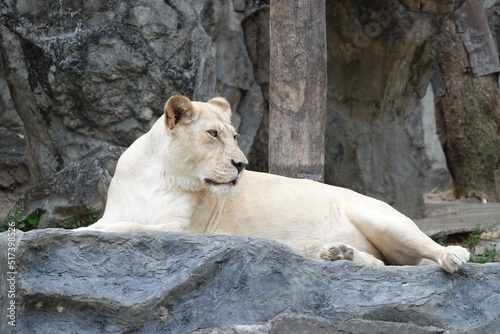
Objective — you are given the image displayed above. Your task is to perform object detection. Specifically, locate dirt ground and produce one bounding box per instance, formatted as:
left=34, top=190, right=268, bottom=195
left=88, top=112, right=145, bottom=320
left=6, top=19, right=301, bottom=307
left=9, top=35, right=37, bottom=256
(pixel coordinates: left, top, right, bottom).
left=417, top=189, right=500, bottom=237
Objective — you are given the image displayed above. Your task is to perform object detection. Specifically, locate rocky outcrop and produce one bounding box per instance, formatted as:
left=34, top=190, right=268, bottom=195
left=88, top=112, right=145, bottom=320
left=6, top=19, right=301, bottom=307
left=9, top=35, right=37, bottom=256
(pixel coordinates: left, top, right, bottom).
left=1, top=144, right=125, bottom=229
left=0, top=0, right=263, bottom=183
left=1, top=229, right=499, bottom=334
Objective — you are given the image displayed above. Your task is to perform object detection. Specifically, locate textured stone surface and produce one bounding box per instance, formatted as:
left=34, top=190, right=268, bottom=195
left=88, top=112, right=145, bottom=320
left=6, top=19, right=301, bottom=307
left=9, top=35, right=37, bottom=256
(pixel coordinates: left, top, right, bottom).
left=0, top=128, right=30, bottom=191
left=0, top=58, right=21, bottom=129
left=1, top=144, right=125, bottom=229
left=324, top=1, right=463, bottom=218
left=191, top=315, right=459, bottom=334
left=414, top=85, right=452, bottom=193
left=241, top=0, right=270, bottom=172
left=1, top=229, right=499, bottom=334
left=0, top=0, right=263, bottom=182
left=0, top=60, right=29, bottom=192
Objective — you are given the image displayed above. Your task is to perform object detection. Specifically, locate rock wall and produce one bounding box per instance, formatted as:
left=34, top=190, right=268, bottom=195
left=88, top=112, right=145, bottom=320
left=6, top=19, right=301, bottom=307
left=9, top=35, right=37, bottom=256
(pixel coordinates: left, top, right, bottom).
left=0, top=0, right=264, bottom=183
left=324, top=1, right=465, bottom=218
left=0, top=58, right=29, bottom=191
left=1, top=229, right=499, bottom=333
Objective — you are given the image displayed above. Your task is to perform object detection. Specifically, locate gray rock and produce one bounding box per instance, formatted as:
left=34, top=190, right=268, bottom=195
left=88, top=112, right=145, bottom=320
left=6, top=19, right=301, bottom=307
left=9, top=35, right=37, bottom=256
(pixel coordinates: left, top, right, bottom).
left=324, top=2, right=458, bottom=219
left=190, top=315, right=458, bottom=334
left=0, top=61, right=29, bottom=191
left=0, top=128, right=30, bottom=190
left=241, top=0, right=270, bottom=172
left=413, top=85, right=452, bottom=193
left=190, top=322, right=271, bottom=334
left=1, top=144, right=125, bottom=229
left=0, top=0, right=263, bottom=182
left=474, top=239, right=499, bottom=260
left=0, top=57, right=21, bottom=129
left=1, top=229, right=499, bottom=334
left=265, top=316, right=458, bottom=334
left=201, top=0, right=265, bottom=155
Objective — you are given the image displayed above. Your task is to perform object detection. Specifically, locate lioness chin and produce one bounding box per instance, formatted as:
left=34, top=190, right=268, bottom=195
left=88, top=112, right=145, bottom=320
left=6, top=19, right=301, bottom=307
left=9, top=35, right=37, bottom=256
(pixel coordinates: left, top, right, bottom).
left=78, top=94, right=469, bottom=273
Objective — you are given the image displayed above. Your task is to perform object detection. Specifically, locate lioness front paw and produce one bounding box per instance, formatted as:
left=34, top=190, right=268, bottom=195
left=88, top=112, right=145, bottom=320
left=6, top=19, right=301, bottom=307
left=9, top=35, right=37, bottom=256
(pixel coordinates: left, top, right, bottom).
left=438, top=246, right=470, bottom=273
left=319, top=243, right=354, bottom=261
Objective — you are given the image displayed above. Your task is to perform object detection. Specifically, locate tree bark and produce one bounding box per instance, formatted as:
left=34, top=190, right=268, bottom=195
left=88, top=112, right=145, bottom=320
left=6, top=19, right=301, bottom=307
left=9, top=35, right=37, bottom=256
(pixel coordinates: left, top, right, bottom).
left=435, top=13, right=500, bottom=202
left=268, top=0, right=327, bottom=182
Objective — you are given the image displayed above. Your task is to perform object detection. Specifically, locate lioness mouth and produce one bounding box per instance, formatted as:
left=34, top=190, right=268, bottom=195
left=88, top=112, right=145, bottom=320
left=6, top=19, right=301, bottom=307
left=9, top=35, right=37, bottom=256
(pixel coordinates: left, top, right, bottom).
left=205, top=178, right=237, bottom=186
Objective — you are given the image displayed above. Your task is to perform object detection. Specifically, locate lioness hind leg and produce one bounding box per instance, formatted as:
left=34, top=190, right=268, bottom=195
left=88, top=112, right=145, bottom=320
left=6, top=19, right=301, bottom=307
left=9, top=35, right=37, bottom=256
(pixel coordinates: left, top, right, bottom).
left=347, top=208, right=470, bottom=272
left=319, top=243, right=385, bottom=267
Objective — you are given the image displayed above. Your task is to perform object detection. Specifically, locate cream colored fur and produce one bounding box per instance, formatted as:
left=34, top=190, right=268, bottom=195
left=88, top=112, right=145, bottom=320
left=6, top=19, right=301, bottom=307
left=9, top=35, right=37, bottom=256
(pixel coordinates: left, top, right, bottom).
left=79, top=95, right=470, bottom=273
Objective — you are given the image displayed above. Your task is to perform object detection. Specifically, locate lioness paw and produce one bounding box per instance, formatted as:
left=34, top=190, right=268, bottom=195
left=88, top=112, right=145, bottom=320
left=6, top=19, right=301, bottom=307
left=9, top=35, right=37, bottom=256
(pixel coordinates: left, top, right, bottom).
left=319, top=243, right=354, bottom=261
left=319, top=243, right=385, bottom=266
left=438, top=246, right=470, bottom=273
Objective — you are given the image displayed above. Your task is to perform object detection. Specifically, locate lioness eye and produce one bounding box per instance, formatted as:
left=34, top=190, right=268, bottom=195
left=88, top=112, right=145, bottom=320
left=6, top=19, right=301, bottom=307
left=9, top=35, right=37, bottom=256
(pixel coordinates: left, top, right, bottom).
left=208, top=129, right=218, bottom=138
left=234, top=134, right=239, bottom=140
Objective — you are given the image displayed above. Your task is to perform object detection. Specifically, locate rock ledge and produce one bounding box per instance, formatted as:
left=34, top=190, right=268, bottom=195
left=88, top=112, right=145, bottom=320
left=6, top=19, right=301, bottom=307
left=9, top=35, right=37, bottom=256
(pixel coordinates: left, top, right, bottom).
left=1, top=229, right=499, bottom=333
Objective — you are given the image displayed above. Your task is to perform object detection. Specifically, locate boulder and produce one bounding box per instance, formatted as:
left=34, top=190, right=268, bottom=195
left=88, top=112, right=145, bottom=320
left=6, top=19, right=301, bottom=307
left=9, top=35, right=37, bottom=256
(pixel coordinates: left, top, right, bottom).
left=1, top=144, right=125, bottom=230
left=1, top=229, right=499, bottom=333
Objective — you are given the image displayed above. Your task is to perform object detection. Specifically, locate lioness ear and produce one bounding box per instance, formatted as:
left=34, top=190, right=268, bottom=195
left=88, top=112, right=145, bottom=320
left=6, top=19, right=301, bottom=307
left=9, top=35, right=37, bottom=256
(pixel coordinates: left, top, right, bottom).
left=208, top=97, right=231, bottom=118
left=164, top=94, right=196, bottom=130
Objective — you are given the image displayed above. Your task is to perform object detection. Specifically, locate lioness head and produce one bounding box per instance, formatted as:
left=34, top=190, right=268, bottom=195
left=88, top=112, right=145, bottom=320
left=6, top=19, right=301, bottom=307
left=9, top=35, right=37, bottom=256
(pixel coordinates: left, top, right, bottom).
left=162, top=94, right=248, bottom=196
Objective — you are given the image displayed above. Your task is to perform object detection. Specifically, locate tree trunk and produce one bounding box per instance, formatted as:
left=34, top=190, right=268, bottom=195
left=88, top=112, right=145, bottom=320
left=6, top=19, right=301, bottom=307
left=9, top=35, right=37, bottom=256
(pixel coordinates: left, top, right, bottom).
left=435, top=10, right=500, bottom=202
left=268, top=0, right=327, bottom=182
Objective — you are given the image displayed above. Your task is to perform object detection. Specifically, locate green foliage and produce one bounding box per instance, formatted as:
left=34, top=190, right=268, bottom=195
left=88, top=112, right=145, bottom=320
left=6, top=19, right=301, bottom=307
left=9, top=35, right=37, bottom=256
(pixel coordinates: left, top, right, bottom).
left=67, top=197, right=101, bottom=229
left=433, top=227, right=498, bottom=264
left=0, top=206, right=41, bottom=232
left=467, top=227, right=487, bottom=249
left=435, top=234, right=447, bottom=247
left=470, top=247, right=499, bottom=264
left=69, top=212, right=100, bottom=229
left=466, top=227, right=499, bottom=263
left=2, top=197, right=101, bottom=232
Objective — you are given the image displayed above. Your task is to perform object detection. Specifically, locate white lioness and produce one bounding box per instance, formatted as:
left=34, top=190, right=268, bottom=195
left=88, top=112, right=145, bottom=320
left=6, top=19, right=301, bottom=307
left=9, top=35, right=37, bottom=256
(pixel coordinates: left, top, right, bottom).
left=80, top=94, right=469, bottom=273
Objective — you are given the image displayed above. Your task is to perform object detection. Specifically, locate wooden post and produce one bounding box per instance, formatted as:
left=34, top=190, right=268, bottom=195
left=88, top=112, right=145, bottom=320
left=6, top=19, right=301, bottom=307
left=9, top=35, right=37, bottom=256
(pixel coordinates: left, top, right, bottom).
left=269, top=0, right=327, bottom=182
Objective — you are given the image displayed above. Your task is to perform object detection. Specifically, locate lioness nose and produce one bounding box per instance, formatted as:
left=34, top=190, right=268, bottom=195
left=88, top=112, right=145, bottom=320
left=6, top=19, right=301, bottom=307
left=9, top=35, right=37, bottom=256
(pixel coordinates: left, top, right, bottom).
left=231, top=159, right=248, bottom=174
